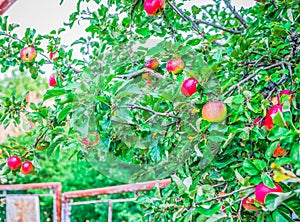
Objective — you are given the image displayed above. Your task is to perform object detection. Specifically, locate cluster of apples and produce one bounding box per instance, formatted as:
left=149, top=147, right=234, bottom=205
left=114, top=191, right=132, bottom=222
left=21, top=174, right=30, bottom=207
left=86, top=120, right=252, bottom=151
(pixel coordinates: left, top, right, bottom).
left=144, top=58, right=227, bottom=123
left=7, top=155, right=34, bottom=175
left=19, top=46, right=60, bottom=87
left=143, top=57, right=184, bottom=86
left=254, top=90, right=294, bottom=157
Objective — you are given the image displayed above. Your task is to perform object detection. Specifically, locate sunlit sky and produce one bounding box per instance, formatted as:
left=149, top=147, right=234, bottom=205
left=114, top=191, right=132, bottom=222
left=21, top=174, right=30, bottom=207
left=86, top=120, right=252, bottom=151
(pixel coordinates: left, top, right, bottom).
left=2, top=0, right=255, bottom=77
left=4, top=0, right=255, bottom=42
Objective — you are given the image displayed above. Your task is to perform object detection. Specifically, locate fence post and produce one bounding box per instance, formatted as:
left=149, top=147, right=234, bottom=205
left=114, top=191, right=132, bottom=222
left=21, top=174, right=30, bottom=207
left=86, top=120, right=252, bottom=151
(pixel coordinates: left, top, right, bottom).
left=108, top=200, right=113, bottom=222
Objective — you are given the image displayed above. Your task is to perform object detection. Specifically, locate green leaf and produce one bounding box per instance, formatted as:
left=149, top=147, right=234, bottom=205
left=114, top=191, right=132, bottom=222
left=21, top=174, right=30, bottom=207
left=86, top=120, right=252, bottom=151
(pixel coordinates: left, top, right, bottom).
left=265, top=192, right=292, bottom=211
left=272, top=210, right=295, bottom=222
left=149, top=141, right=161, bottom=162
left=261, top=172, right=275, bottom=188
left=267, top=126, right=289, bottom=141
left=44, top=89, right=67, bottom=100
left=57, top=104, right=73, bottom=123
left=243, top=159, right=259, bottom=176
left=290, top=143, right=300, bottom=162
left=194, top=203, right=223, bottom=217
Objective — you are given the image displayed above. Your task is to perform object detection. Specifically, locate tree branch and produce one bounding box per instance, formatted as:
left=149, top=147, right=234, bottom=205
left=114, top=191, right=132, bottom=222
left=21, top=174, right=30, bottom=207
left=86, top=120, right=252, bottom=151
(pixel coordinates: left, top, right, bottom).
left=33, top=128, right=49, bottom=148
left=195, top=19, right=242, bottom=34
left=120, top=104, right=181, bottom=119
left=167, top=2, right=204, bottom=36
left=162, top=11, right=177, bottom=38
left=195, top=185, right=255, bottom=204
left=223, top=0, right=247, bottom=28
left=221, top=62, right=284, bottom=98
left=116, top=68, right=165, bottom=79
left=130, top=0, right=141, bottom=29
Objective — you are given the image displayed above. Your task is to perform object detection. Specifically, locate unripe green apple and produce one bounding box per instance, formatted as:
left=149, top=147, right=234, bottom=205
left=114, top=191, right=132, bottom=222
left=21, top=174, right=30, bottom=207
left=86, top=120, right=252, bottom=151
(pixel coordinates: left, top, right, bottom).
left=202, top=101, right=227, bottom=123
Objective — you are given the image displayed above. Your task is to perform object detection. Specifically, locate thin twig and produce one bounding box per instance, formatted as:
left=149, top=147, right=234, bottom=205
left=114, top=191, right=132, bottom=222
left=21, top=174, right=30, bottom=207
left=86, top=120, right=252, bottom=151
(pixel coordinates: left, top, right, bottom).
left=196, top=19, right=242, bottom=34
left=223, top=0, right=247, bottom=28
left=168, top=2, right=204, bottom=36
left=120, top=104, right=181, bottom=119
left=33, top=128, right=49, bottom=148
left=130, top=0, right=141, bottom=29
left=222, top=62, right=284, bottom=98
left=116, top=68, right=165, bottom=79
left=162, top=11, right=177, bottom=38
left=285, top=62, right=294, bottom=85
left=195, top=185, right=255, bottom=204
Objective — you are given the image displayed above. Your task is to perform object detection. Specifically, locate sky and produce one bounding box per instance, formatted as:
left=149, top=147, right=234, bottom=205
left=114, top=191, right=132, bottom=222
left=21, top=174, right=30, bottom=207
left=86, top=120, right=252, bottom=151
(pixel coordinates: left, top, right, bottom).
left=2, top=0, right=255, bottom=77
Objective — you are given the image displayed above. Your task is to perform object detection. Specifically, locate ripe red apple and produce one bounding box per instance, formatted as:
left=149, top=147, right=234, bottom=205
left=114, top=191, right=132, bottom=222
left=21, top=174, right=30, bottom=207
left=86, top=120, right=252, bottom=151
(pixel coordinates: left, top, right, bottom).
left=262, top=115, right=274, bottom=131
left=242, top=197, right=259, bottom=211
left=255, top=0, right=266, bottom=2
left=273, top=144, right=287, bottom=157
left=279, top=90, right=294, bottom=104
left=20, top=161, right=34, bottom=175
left=20, top=46, right=37, bottom=62
left=144, top=0, right=165, bottom=16
left=181, top=78, right=199, bottom=97
left=166, top=58, right=184, bottom=74
left=7, top=156, right=22, bottom=171
left=82, top=132, right=99, bottom=147
left=49, top=51, right=59, bottom=61
left=49, top=73, right=57, bottom=87
left=254, top=183, right=283, bottom=204
left=145, top=58, right=159, bottom=70
left=267, top=105, right=282, bottom=117
left=202, top=101, right=227, bottom=123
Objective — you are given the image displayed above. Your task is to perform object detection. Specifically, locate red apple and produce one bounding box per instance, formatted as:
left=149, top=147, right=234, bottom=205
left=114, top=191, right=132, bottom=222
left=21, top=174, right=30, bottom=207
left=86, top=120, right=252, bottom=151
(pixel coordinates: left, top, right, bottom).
left=82, top=132, right=99, bottom=147
left=49, top=51, right=59, bottom=61
left=202, top=101, right=227, bottom=123
left=145, top=58, right=159, bottom=70
left=242, top=197, right=259, bottom=211
left=262, top=115, right=274, bottom=131
left=254, top=183, right=283, bottom=204
left=20, top=47, right=37, bottom=62
left=166, top=58, right=184, bottom=74
left=49, top=73, right=57, bottom=87
left=279, top=90, right=294, bottom=104
left=142, top=72, right=152, bottom=80
left=20, top=161, right=34, bottom=175
left=267, top=105, right=282, bottom=117
left=7, top=156, right=22, bottom=171
left=255, top=0, right=266, bottom=2
left=181, top=78, right=198, bottom=97
left=273, top=144, right=287, bottom=157
left=144, top=0, right=165, bottom=16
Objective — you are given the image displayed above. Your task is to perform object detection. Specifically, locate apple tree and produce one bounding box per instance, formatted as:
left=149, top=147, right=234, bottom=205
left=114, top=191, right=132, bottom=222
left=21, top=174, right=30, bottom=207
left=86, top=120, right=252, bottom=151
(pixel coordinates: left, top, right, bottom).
left=0, top=0, right=299, bottom=221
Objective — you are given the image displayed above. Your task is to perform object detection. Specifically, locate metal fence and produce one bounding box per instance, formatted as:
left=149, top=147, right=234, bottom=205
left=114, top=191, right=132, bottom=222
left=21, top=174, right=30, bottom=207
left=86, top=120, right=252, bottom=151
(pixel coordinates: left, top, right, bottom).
left=0, top=179, right=171, bottom=222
